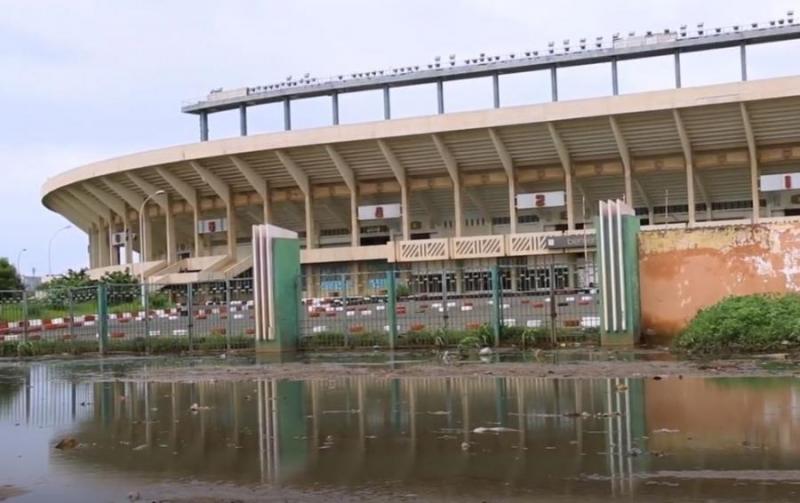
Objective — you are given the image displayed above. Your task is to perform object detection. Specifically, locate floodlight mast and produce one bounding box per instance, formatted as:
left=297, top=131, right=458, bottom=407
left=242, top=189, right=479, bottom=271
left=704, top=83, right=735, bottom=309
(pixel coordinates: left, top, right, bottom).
left=184, top=11, right=800, bottom=141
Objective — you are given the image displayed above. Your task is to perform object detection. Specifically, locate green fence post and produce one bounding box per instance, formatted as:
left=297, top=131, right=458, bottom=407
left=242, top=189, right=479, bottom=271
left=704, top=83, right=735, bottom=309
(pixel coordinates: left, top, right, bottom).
left=97, top=284, right=109, bottom=355
left=67, top=288, right=75, bottom=339
left=21, top=290, right=28, bottom=343
left=186, top=283, right=194, bottom=352
left=387, top=267, right=397, bottom=350
left=143, top=284, right=151, bottom=355
left=225, top=280, right=232, bottom=352
left=491, top=265, right=501, bottom=348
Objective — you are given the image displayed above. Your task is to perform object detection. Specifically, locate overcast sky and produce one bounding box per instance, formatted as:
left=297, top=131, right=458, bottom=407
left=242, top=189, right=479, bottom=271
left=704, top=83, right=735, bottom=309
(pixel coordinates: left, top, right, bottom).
left=1, top=0, right=798, bottom=276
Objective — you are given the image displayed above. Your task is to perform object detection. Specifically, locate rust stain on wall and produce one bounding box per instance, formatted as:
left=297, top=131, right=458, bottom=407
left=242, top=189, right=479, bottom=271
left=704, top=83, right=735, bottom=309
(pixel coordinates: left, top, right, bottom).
left=639, top=223, right=800, bottom=341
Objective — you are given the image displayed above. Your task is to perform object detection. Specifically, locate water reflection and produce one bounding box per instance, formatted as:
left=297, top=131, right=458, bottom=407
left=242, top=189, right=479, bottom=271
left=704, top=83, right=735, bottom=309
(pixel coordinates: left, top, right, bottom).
left=2, top=363, right=800, bottom=501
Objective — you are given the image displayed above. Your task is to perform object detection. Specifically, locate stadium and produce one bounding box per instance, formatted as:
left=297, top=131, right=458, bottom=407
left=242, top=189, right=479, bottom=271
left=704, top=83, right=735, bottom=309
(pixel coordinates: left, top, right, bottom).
left=40, top=14, right=800, bottom=313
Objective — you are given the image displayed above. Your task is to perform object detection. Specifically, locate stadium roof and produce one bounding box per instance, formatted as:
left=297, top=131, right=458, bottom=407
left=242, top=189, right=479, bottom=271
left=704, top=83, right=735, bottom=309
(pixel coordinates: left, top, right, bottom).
left=43, top=76, right=800, bottom=232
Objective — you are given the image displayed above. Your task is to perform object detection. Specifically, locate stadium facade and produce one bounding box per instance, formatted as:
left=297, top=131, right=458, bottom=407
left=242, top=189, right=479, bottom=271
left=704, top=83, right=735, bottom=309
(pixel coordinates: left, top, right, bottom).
left=41, top=16, right=800, bottom=301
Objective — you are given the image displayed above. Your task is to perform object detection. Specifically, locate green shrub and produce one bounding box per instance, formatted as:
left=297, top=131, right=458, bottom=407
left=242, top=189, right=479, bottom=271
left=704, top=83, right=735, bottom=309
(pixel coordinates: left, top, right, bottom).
left=675, top=293, right=800, bottom=353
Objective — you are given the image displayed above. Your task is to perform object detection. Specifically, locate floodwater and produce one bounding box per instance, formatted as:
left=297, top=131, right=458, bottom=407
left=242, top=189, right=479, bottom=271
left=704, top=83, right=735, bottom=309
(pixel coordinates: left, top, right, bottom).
left=2, top=357, right=800, bottom=502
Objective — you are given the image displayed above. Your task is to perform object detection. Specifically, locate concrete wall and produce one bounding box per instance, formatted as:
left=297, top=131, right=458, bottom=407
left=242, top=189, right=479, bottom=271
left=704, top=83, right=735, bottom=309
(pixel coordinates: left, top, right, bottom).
left=638, top=222, right=800, bottom=341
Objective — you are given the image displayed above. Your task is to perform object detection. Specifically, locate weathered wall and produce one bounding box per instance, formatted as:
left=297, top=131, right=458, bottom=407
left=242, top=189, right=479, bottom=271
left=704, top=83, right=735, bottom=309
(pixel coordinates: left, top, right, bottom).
left=639, top=222, right=800, bottom=341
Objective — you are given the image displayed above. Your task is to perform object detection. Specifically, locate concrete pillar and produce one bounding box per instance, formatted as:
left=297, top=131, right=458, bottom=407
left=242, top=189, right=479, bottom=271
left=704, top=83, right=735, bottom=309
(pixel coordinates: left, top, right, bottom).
left=332, top=92, right=340, bottom=125
left=145, top=216, right=155, bottom=262
left=226, top=197, right=237, bottom=258
left=550, top=66, right=558, bottom=102
left=686, top=159, right=696, bottom=226
left=283, top=98, right=291, bottom=131
left=350, top=191, right=360, bottom=247
left=305, top=195, right=316, bottom=249
left=400, top=185, right=410, bottom=241
left=109, top=225, right=119, bottom=266
left=565, top=171, right=575, bottom=231
left=454, top=182, right=464, bottom=237
left=674, top=51, right=682, bottom=88
left=193, top=207, right=201, bottom=258
left=165, top=200, right=177, bottom=263
left=125, top=221, right=133, bottom=265
left=99, top=222, right=110, bottom=267
left=611, top=59, right=619, bottom=96
left=436, top=80, right=444, bottom=114
left=740, top=43, right=748, bottom=81
left=750, top=156, right=760, bottom=223
left=239, top=104, right=248, bottom=136
left=492, top=73, right=500, bottom=108
left=383, top=86, right=391, bottom=120
left=200, top=112, right=209, bottom=142
left=88, top=227, right=97, bottom=268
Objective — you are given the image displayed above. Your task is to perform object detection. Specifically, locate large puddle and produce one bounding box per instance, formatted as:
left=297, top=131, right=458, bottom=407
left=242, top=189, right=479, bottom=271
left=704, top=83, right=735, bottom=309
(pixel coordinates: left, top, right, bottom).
left=1, top=357, right=800, bottom=502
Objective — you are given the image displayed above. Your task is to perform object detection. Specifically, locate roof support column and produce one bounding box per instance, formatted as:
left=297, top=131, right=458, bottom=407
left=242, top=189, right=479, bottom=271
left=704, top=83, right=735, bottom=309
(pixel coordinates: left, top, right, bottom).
left=164, top=197, right=177, bottom=263
left=332, top=92, right=340, bottom=125
left=609, top=116, right=633, bottom=205
left=383, top=86, right=391, bottom=120
left=325, top=145, right=360, bottom=247
left=436, top=79, right=444, bottom=114
left=239, top=104, right=248, bottom=136
left=190, top=161, right=237, bottom=258
left=377, top=140, right=410, bottom=241
left=492, top=73, right=500, bottom=108
left=547, top=123, right=574, bottom=230
left=673, top=110, right=696, bottom=226
left=488, top=128, right=517, bottom=234
left=275, top=150, right=315, bottom=248
left=283, top=98, right=291, bottom=131
left=200, top=112, right=209, bottom=142
left=98, top=221, right=110, bottom=267
left=125, top=224, right=134, bottom=265
left=674, top=51, right=682, bottom=88
left=740, top=43, right=748, bottom=81
left=741, top=103, right=760, bottom=223
left=611, top=59, right=619, bottom=96
left=550, top=66, right=558, bottom=102
left=432, top=134, right=463, bottom=237
left=88, top=225, right=98, bottom=269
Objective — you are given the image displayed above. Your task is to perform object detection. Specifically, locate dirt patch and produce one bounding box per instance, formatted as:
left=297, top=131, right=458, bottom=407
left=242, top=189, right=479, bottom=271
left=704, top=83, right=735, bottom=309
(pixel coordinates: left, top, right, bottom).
left=116, top=353, right=798, bottom=383
left=0, top=485, right=27, bottom=501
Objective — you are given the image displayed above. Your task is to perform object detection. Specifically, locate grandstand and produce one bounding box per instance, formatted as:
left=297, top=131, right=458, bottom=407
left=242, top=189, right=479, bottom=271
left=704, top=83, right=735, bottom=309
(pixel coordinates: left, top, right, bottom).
left=41, top=13, right=800, bottom=297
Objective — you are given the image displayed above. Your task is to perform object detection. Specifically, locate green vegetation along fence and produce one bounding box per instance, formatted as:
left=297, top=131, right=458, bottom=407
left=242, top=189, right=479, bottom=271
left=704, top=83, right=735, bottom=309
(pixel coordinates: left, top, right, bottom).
left=0, top=259, right=600, bottom=356
left=0, top=278, right=255, bottom=356
left=300, top=261, right=600, bottom=350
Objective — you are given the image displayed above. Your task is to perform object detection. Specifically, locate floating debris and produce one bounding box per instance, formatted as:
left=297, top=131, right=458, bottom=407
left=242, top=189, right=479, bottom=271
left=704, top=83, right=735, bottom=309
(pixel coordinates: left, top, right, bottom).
left=55, top=438, right=79, bottom=450
left=473, top=426, right=518, bottom=434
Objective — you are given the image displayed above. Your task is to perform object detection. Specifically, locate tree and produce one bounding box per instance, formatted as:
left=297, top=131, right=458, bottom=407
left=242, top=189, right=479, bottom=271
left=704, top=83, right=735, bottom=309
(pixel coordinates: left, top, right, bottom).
left=0, top=258, right=23, bottom=291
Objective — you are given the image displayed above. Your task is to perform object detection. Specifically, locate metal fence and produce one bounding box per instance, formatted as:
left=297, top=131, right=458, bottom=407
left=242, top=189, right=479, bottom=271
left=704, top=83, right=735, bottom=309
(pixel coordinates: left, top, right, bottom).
left=0, top=278, right=255, bottom=355
left=300, top=259, right=600, bottom=350
left=1, top=259, right=600, bottom=354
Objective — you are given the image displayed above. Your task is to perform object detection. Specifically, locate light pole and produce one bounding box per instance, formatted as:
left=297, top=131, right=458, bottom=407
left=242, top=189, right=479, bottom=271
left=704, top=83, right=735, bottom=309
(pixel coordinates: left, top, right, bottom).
left=48, top=225, right=72, bottom=275
left=138, top=191, right=165, bottom=309
left=16, top=248, right=27, bottom=276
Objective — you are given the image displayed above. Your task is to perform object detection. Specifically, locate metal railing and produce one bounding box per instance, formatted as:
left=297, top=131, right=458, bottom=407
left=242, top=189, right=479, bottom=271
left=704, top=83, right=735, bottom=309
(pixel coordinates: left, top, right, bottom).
left=300, top=259, right=600, bottom=350
left=0, top=278, right=255, bottom=355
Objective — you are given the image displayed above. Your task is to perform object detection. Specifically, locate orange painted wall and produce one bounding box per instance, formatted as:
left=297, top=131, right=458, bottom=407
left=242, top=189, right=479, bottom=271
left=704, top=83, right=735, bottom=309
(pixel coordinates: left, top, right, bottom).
left=638, top=222, right=800, bottom=340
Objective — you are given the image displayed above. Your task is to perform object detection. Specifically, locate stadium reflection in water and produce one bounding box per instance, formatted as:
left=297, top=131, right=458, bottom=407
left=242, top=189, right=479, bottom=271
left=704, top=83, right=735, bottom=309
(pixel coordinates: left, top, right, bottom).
left=2, top=363, right=800, bottom=501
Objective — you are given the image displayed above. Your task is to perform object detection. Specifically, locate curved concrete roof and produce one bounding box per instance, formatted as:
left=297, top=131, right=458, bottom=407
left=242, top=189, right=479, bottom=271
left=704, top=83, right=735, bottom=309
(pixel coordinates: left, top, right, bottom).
left=42, top=76, right=800, bottom=232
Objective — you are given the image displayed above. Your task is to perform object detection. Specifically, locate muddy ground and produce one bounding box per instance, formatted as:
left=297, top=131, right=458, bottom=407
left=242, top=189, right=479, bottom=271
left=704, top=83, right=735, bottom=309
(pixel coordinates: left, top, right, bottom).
left=118, top=349, right=800, bottom=383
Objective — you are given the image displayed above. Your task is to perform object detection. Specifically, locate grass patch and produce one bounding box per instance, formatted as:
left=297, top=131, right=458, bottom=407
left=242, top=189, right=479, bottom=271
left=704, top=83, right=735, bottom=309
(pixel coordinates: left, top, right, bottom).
left=675, top=293, right=800, bottom=353
left=0, top=335, right=254, bottom=357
